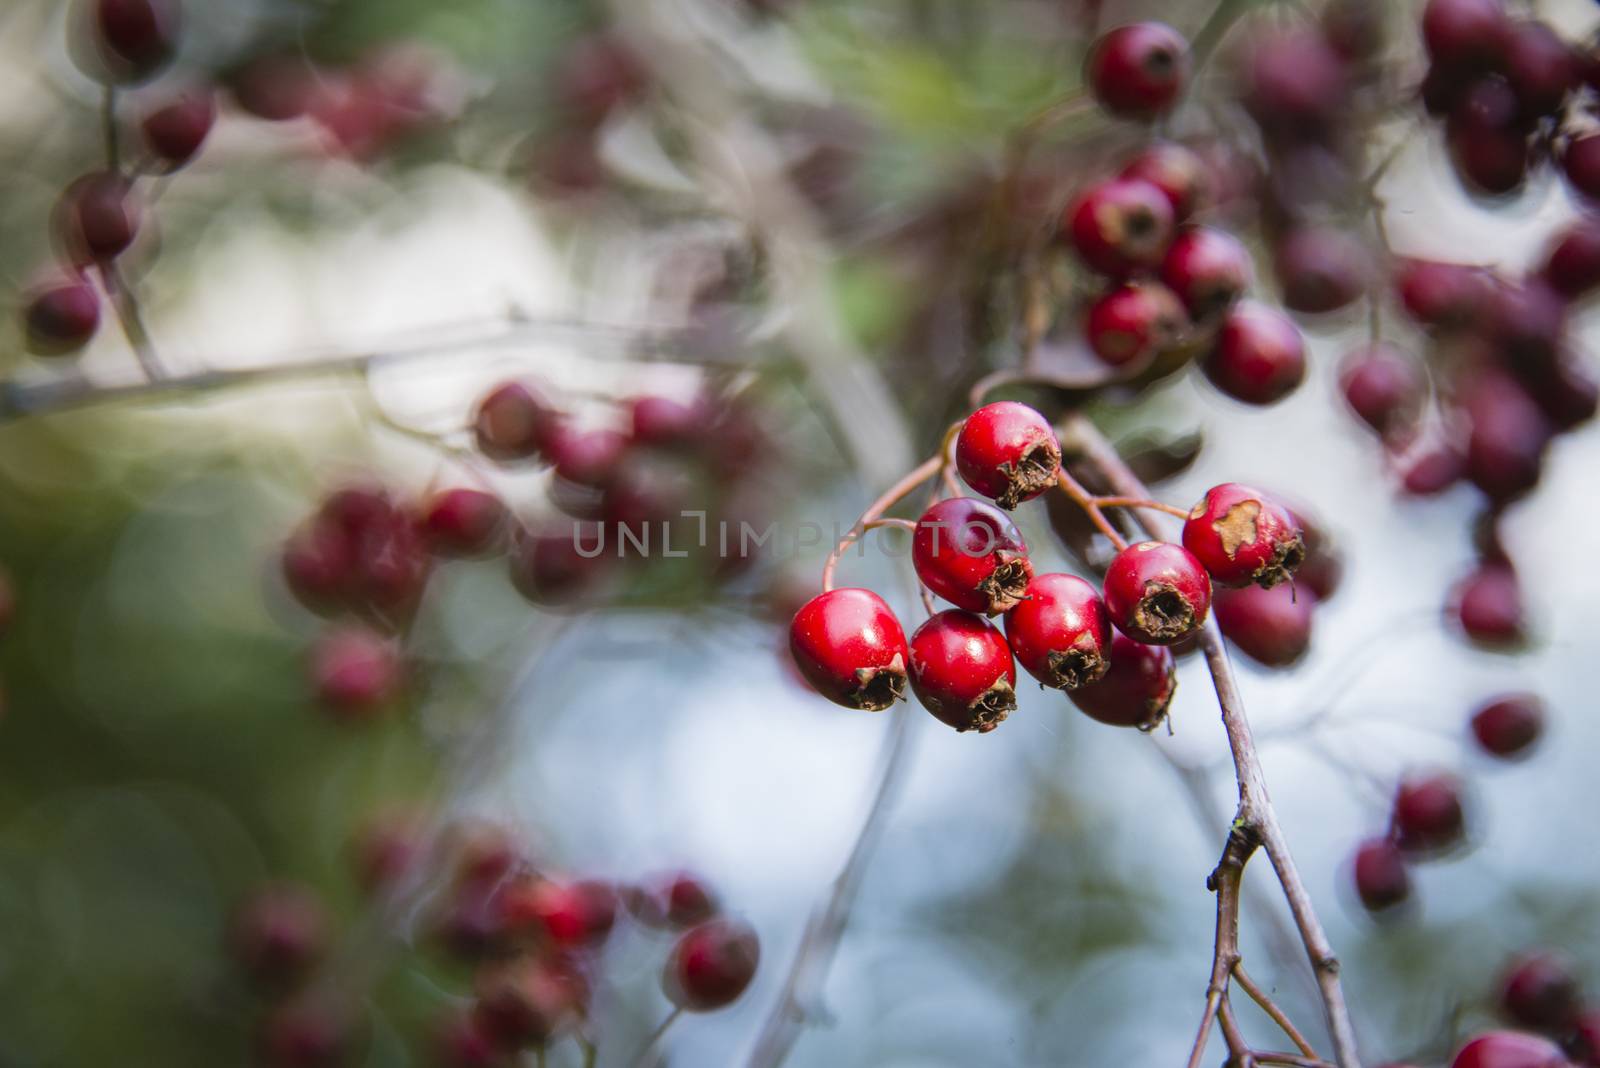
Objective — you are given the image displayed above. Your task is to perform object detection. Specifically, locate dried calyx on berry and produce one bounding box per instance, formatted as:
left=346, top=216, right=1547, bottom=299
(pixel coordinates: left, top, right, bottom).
left=1102, top=541, right=1212, bottom=645
left=1068, top=632, right=1176, bottom=731
left=1181, top=483, right=1304, bottom=589
left=912, top=497, right=1032, bottom=615
left=789, top=588, right=909, bottom=711
left=955, top=402, right=1062, bottom=510
left=1004, top=573, right=1113, bottom=690
left=908, top=610, right=1017, bottom=733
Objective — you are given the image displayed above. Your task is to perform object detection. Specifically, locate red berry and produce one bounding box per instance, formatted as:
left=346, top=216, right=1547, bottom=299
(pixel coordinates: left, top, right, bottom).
left=282, top=518, right=358, bottom=614
left=140, top=86, right=216, bottom=167
left=912, top=497, right=1032, bottom=615
left=550, top=428, right=629, bottom=489
left=1064, top=177, right=1176, bottom=278
left=1160, top=227, right=1253, bottom=323
left=1204, top=301, right=1306, bottom=405
left=1525, top=355, right=1599, bottom=431
left=1085, top=282, right=1188, bottom=369
left=1003, top=573, right=1113, bottom=690
left=1422, top=0, right=1511, bottom=72
left=629, top=871, right=720, bottom=929
left=1068, top=632, right=1176, bottom=730
left=1570, top=1010, right=1600, bottom=1066
left=474, top=382, right=561, bottom=464
left=1488, top=281, right=1566, bottom=372
left=1291, top=509, right=1344, bottom=601
left=907, top=610, right=1017, bottom=733
left=311, top=627, right=401, bottom=719
left=435, top=1009, right=505, bottom=1068
left=1541, top=217, right=1600, bottom=299
left=1452, top=561, right=1526, bottom=647
left=1275, top=227, right=1371, bottom=314
left=1565, top=136, right=1600, bottom=202
left=1503, top=21, right=1579, bottom=117
left=664, top=918, right=760, bottom=1012
left=56, top=172, right=141, bottom=263
left=1450, top=1031, right=1569, bottom=1068
left=1397, top=259, right=1491, bottom=331
left=419, top=488, right=508, bottom=557
left=1500, top=954, right=1581, bottom=1033
left=509, top=524, right=611, bottom=606
left=258, top=994, right=352, bottom=1068
left=1103, top=541, right=1212, bottom=645
left=501, top=877, right=617, bottom=949
left=1214, top=583, right=1315, bottom=668
left=1119, top=142, right=1210, bottom=221
left=1181, top=483, right=1304, bottom=589
left=628, top=394, right=708, bottom=448
left=1471, top=693, right=1543, bottom=759
left=22, top=279, right=100, bottom=356
left=474, top=958, right=585, bottom=1048
left=228, top=52, right=318, bottom=121
left=1351, top=837, right=1411, bottom=913
left=1391, top=773, right=1467, bottom=855
left=1340, top=344, right=1425, bottom=438
left=1240, top=27, right=1349, bottom=139
left=1085, top=22, right=1190, bottom=119
left=348, top=811, right=422, bottom=895
left=1400, top=443, right=1467, bottom=496
left=1460, top=371, right=1551, bottom=502
left=76, top=0, right=180, bottom=84
left=436, top=885, right=510, bottom=960
left=955, top=402, right=1062, bottom=510
left=788, top=588, right=909, bottom=711
left=1452, top=117, right=1531, bottom=196
left=231, top=883, right=329, bottom=988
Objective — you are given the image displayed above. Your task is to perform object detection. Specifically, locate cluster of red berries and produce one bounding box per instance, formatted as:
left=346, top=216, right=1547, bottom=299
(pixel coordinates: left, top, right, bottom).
left=1407, top=953, right=1600, bottom=1067
left=281, top=383, right=769, bottom=719
left=789, top=401, right=1309, bottom=733
left=233, top=821, right=756, bottom=1066
left=1350, top=692, right=1543, bottom=916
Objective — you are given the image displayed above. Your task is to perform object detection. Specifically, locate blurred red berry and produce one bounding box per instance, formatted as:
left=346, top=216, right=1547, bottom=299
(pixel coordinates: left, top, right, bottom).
left=76, top=0, right=180, bottom=84
left=1068, top=632, right=1176, bottom=730
left=56, top=172, right=141, bottom=263
left=1160, top=226, right=1252, bottom=323
left=1204, top=301, right=1306, bottom=405
left=474, top=382, right=561, bottom=464
left=1214, top=583, right=1315, bottom=668
left=1085, top=282, right=1188, bottom=369
left=1340, top=344, right=1425, bottom=438
left=1064, top=177, right=1176, bottom=278
left=1119, top=142, right=1210, bottom=221
left=474, top=958, right=585, bottom=1049
left=664, top=918, right=760, bottom=1012
left=231, top=883, right=329, bottom=989
left=1351, top=837, right=1410, bottom=913
left=420, top=489, right=509, bottom=558
left=1452, top=561, right=1526, bottom=647
left=1499, top=953, right=1581, bottom=1033
left=1391, top=773, right=1467, bottom=855
left=1085, top=22, right=1190, bottom=119
left=1275, top=227, right=1371, bottom=314
left=22, top=279, right=100, bottom=356
left=1471, top=693, right=1544, bottom=759
left=310, top=627, right=401, bottom=719
left=141, top=86, right=216, bottom=168
left=1450, top=1031, right=1569, bottom=1068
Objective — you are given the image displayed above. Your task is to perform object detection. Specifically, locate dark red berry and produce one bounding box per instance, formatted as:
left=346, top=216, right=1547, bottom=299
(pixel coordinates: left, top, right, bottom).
left=1351, top=837, right=1411, bottom=913
left=955, top=402, right=1062, bottom=510
left=1487, top=281, right=1565, bottom=372
left=1103, top=540, right=1212, bottom=645
left=1460, top=370, right=1551, bottom=502
left=509, top=523, right=610, bottom=606
left=1565, top=135, right=1600, bottom=202
left=1003, top=573, right=1113, bottom=690
left=1526, top=355, right=1599, bottom=431
left=1452, top=120, right=1531, bottom=196
left=435, top=885, right=509, bottom=960
left=1391, top=773, right=1467, bottom=854
left=1275, top=227, right=1371, bottom=314
left=76, top=0, right=180, bottom=84
left=1214, top=583, right=1315, bottom=668
left=1422, top=0, right=1511, bottom=72
left=1340, top=344, right=1425, bottom=438
left=1181, top=483, right=1304, bottom=589
left=140, top=86, right=216, bottom=168
left=1540, top=217, right=1600, bottom=299
left=1240, top=27, right=1350, bottom=139
left=231, top=883, right=329, bottom=988
left=1064, top=177, right=1176, bottom=278
left=1085, top=22, right=1190, bottom=119
left=1452, top=561, right=1526, bottom=647
left=907, top=610, right=1017, bottom=733
left=912, top=497, right=1032, bottom=615
left=56, top=172, right=141, bottom=263
left=474, top=958, right=585, bottom=1048
left=258, top=994, right=352, bottom=1068
left=1291, top=508, right=1343, bottom=601
left=1400, top=443, right=1467, bottom=496
left=663, top=918, right=760, bottom=1012
left=1204, top=301, right=1306, bottom=405
left=1470, top=694, right=1543, bottom=758
left=349, top=811, right=422, bottom=895
left=473, top=382, right=561, bottom=463
left=1503, top=21, right=1578, bottom=118
left=311, top=627, right=401, bottom=719
left=1119, top=142, right=1210, bottom=221
left=1500, top=954, right=1581, bottom=1033
left=22, top=278, right=100, bottom=356
left=1450, top=1031, right=1569, bottom=1068
left=1085, top=282, right=1188, bottom=369
left=1068, top=632, right=1176, bottom=730
left=628, top=394, right=708, bottom=448
left=1397, top=259, right=1491, bottom=331
left=550, top=428, right=628, bottom=489
left=500, top=877, right=616, bottom=949
left=1569, top=1010, right=1600, bottom=1066
left=435, top=1009, right=505, bottom=1068
left=419, top=488, right=508, bottom=557
left=282, top=518, right=358, bottom=613
left=1160, top=227, right=1253, bottom=322
left=789, top=588, right=909, bottom=711
left=228, top=52, right=318, bottom=121
left=630, top=871, right=719, bottom=929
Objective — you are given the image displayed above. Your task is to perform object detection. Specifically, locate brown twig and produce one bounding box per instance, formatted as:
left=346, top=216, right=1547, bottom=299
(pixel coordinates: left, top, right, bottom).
left=1054, top=466, right=1128, bottom=550
left=819, top=456, right=943, bottom=593
left=1237, top=964, right=1320, bottom=1059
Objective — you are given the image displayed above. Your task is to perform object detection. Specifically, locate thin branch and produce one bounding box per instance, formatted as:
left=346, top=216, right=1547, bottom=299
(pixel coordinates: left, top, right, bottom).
left=1186, top=826, right=1255, bottom=1068
left=820, top=455, right=942, bottom=592
left=632, top=1006, right=684, bottom=1068
left=1055, top=466, right=1128, bottom=550
left=102, top=85, right=120, bottom=174
left=1237, top=963, right=1320, bottom=1059
left=98, top=262, right=168, bottom=381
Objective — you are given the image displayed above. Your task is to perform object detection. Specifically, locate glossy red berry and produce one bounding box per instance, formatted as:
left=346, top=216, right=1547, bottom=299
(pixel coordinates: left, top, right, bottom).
left=1085, top=22, right=1190, bottom=119
left=231, top=883, right=329, bottom=988
left=141, top=86, right=216, bottom=168
left=1452, top=562, right=1526, bottom=647
left=311, top=627, right=401, bottom=719
left=1182, top=483, right=1304, bottom=590
left=76, top=0, right=181, bottom=84
left=789, top=588, right=909, bottom=711
left=1397, top=259, right=1490, bottom=331
left=1340, top=344, right=1425, bottom=438
left=912, top=497, right=1032, bottom=615
left=1119, top=142, right=1210, bottom=221
left=1103, top=541, right=1212, bottom=645
left=474, top=382, right=561, bottom=464
left=1214, top=583, right=1315, bottom=668
left=1503, top=21, right=1579, bottom=117
left=664, top=918, right=760, bottom=1012
left=1563, top=135, right=1600, bottom=202
left=955, top=402, right=1062, bottom=510
left=630, top=871, right=720, bottom=929
left=1451, top=105, right=1531, bottom=195
left=1450, top=1031, right=1569, bottom=1068
left=1500, top=954, right=1581, bottom=1033
left=1422, top=0, right=1511, bottom=72
left=474, top=958, right=585, bottom=1048
left=509, top=524, right=610, bottom=606
left=1275, top=227, right=1371, bottom=314
left=501, top=877, right=617, bottom=949
left=1159, top=226, right=1252, bottom=323
left=1204, top=301, right=1306, bottom=405
left=56, top=172, right=141, bottom=263
left=1068, top=632, right=1176, bottom=730
left=1471, top=693, right=1544, bottom=759
left=1540, top=217, right=1600, bottom=299
left=1085, top=282, right=1188, bottom=369
left=419, top=488, right=508, bottom=557
left=1064, top=177, right=1176, bottom=278
left=1003, top=573, right=1113, bottom=690
left=1391, top=773, right=1467, bottom=855
left=907, top=610, right=1017, bottom=733
left=22, top=279, right=100, bottom=356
